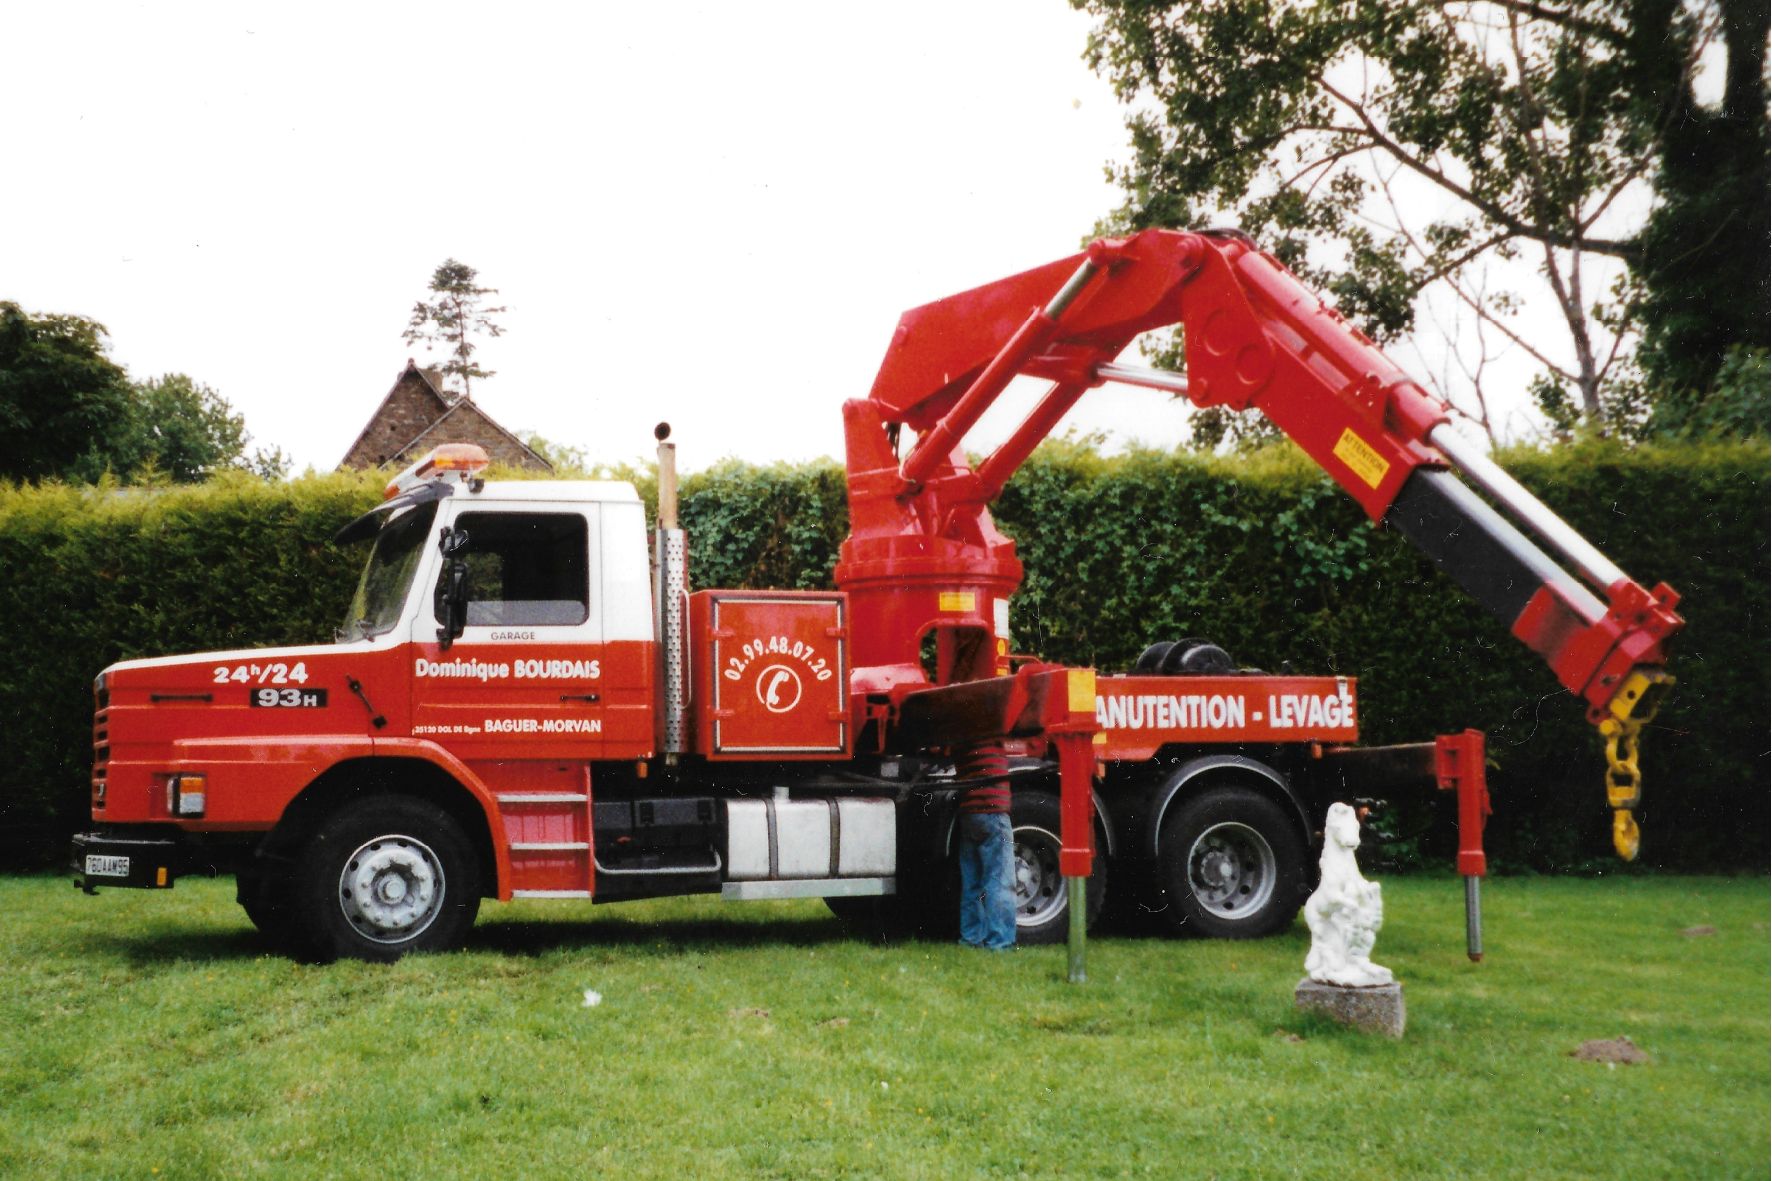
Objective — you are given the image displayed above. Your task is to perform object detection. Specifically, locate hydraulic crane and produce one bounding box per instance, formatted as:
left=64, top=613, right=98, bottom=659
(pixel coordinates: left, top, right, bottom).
left=842, top=227, right=1682, bottom=864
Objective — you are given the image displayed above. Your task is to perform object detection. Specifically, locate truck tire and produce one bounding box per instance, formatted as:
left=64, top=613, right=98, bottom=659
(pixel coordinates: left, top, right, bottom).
left=1010, top=790, right=1106, bottom=945
left=1153, top=786, right=1305, bottom=939
left=1158, top=637, right=1235, bottom=676
left=236, top=867, right=314, bottom=956
left=1133, top=641, right=1176, bottom=673
left=291, top=796, right=481, bottom=962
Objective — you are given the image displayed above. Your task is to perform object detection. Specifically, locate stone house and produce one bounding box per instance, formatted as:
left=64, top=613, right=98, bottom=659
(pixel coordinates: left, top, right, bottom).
left=337, top=361, right=552, bottom=472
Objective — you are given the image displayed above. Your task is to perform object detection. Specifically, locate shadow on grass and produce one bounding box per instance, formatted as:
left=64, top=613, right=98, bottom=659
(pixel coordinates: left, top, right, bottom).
left=77, top=926, right=272, bottom=966
left=74, top=891, right=1308, bottom=966
left=76, top=910, right=867, bottom=966
left=467, top=912, right=861, bottom=956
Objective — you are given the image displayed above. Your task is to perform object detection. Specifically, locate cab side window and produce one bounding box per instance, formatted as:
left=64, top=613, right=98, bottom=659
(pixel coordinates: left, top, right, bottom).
left=440, top=512, right=589, bottom=627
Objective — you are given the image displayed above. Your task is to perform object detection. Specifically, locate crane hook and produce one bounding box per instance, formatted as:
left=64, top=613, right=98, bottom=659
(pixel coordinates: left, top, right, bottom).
left=1597, top=669, right=1673, bottom=861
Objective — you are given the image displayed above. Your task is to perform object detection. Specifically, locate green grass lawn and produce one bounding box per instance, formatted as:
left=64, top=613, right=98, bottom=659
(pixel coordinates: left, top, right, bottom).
left=1, top=874, right=1764, bottom=1180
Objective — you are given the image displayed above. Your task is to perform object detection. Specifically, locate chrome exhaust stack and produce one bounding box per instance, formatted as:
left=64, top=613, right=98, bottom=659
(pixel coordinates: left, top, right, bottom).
left=654, top=423, right=690, bottom=761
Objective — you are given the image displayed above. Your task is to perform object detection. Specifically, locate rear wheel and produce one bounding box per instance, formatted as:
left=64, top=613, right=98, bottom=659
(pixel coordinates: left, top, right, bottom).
left=292, top=796, right=481, bottom=962
left=1153, top=786, right=1305, bottom=938
left=1009, top=790, right=1106, bottom=945
left=829, top=791, right=1109, bottom=945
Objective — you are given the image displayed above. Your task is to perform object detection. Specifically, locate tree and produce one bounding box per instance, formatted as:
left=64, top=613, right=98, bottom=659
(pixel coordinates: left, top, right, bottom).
left=1633, top=0, right=1770, bottom=435
left=96, top=375, right=289, bottom=483
left=0, top=302, right=135, bottom=481
left=520, top=432, right=592, bottom=477
left=402, top=259, right=507, bottom=399
left=1075, top=0, right=1767, bottom=441
left=0, top=302, right=286, bottom=484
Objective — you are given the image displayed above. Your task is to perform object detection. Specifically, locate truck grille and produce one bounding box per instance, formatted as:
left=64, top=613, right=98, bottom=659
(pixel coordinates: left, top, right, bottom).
left=92, top=681, right=109, bottom=810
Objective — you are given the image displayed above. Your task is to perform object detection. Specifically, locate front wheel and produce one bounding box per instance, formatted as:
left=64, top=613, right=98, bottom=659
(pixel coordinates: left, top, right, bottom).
left=237, top=866, right=314, bottom=956
left=1154, top=786, right=1305, bottom=939
left=1009, top=791, right=1107, bottom=945
left=292, top=796, right=481, bottom=962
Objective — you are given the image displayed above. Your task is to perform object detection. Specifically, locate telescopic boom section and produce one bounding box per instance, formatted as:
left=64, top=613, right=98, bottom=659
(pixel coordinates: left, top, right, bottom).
left=842, top=227, right=1683, bottom=858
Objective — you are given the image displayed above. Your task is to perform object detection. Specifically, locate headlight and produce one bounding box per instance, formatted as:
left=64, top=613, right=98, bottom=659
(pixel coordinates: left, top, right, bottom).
left=167, top=773, right=207, bottom=817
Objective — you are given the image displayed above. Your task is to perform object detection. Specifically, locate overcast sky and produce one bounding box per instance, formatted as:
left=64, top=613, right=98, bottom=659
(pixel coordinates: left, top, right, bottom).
left=5, top=1, right=1612, bottom=478
left=5, top=1, right=1182, bottom=474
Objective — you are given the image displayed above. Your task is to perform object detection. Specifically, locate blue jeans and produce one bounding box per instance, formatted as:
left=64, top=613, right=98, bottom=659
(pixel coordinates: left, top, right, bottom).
left=958, top=812, right=1016, bottom=949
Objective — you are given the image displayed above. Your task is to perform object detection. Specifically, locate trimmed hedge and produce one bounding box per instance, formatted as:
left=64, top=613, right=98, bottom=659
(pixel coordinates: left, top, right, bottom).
left=0, top=472, right=383, bottom=869
left=2, top=440, right=1764, bottom=872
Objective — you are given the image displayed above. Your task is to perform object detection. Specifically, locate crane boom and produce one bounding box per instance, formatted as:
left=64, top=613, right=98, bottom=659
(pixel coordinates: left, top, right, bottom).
left=841, top=228, right=1684, bottom=858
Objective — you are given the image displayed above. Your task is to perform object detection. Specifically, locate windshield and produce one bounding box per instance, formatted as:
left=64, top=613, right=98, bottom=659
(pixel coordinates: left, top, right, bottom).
left=339, top=502, right=439, bottom=641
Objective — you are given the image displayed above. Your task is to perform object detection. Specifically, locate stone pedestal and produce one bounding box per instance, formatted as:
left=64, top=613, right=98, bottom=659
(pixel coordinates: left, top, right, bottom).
left=1294, top=978, right=1406, bottom=1037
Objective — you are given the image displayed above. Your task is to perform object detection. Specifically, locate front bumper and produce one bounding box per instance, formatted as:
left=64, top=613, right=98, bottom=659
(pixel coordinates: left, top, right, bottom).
left=71, top=830, right=202, bottom=891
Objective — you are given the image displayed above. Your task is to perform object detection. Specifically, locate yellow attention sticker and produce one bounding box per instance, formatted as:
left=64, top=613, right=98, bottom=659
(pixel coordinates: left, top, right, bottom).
left=938, top=591, right=977, bottom=612
left=1067, top=668, right=1097, bottom=714
left=1333, top=428, right=1391, bottom=490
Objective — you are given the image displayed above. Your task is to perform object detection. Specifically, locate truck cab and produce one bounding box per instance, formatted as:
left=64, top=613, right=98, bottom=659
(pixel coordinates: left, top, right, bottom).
left=76, top=446, right=908, bottom=959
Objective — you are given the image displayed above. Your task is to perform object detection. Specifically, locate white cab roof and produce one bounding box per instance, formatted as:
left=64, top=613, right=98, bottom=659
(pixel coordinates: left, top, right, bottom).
left=468, top=480, right=642, bottom=504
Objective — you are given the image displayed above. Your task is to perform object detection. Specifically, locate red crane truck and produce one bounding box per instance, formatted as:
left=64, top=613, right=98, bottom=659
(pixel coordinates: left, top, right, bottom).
left=72, top=229, right=1683, bottom=964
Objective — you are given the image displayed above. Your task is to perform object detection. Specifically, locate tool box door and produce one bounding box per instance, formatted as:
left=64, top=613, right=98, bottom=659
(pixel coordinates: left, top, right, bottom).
left=703, top=593, right=848, bottom=757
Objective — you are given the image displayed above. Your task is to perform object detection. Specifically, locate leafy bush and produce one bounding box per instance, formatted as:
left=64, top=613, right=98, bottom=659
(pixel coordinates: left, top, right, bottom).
left=2, top=439, right=1763, bottom=872
left=1645, top=346, right=1772, bottom=440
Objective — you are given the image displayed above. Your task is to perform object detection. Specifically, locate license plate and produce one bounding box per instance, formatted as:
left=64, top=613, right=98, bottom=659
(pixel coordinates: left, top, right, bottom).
left=85, top=854, right=130, bottom=877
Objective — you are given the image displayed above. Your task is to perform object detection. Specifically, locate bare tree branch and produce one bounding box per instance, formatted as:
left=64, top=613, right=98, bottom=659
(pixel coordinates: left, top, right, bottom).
left=1406, top=229, right=1517, bottom=294
left=1437, top=0, right=1628, bottom=48
left=1595, top=313, right=1631, bottom=384
left=1582, top=16, right=1718, bottom=233
left=1507, top=9, right=1604, bottom=414
left=1372, top=160, right=1576, bottom=381
left=1316, top=77, right=1638, bottom=259
left=1279, top=145, right=1369, bottom=191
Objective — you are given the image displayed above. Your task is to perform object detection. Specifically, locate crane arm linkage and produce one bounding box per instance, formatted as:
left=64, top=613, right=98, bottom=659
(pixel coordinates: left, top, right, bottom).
left=854, top=228, right=1683, bottom=859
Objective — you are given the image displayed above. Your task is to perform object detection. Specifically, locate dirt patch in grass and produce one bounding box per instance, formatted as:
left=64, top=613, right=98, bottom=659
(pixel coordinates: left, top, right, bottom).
left=1571, top=1036, right=1650, bottom=1065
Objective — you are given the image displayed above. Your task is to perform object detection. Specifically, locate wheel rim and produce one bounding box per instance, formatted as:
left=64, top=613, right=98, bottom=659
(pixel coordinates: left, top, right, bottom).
left=337, top=833, right=445, bottom=944
left=1013, top=823, right=1066, bottom=928
left=1186, top=821, right=1276, bottom=920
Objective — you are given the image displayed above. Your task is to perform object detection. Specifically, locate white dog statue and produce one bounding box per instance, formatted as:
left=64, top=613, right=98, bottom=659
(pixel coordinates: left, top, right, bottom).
left=1304, top=802, right=1393, bottom=987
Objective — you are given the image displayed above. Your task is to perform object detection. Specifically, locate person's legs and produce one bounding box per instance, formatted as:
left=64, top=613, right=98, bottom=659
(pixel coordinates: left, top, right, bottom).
left=957, top=820, right=987, bottom=947
left=977, top=812, right=1017, bottom=949
left=959, top=812, right=1016, bottom=949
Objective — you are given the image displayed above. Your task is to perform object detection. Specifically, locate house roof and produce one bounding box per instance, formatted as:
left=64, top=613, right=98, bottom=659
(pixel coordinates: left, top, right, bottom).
left=337, top=361, right=552, bottom=472
left=399, top=394, right=554, bottom=468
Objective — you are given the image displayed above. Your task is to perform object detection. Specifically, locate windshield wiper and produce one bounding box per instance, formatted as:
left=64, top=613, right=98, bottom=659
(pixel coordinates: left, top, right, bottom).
left=334, top=617, right=377, bottom=643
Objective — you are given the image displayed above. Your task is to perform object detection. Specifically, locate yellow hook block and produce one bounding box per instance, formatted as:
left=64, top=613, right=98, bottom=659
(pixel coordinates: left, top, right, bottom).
left=1612, top=809, right=1641, bottom=862
left=1597, top=669, right=1671, bottom=863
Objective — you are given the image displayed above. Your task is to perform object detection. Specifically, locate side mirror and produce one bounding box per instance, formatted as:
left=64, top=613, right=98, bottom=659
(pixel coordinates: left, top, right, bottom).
left=435, top=527, right=470, bottom=650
